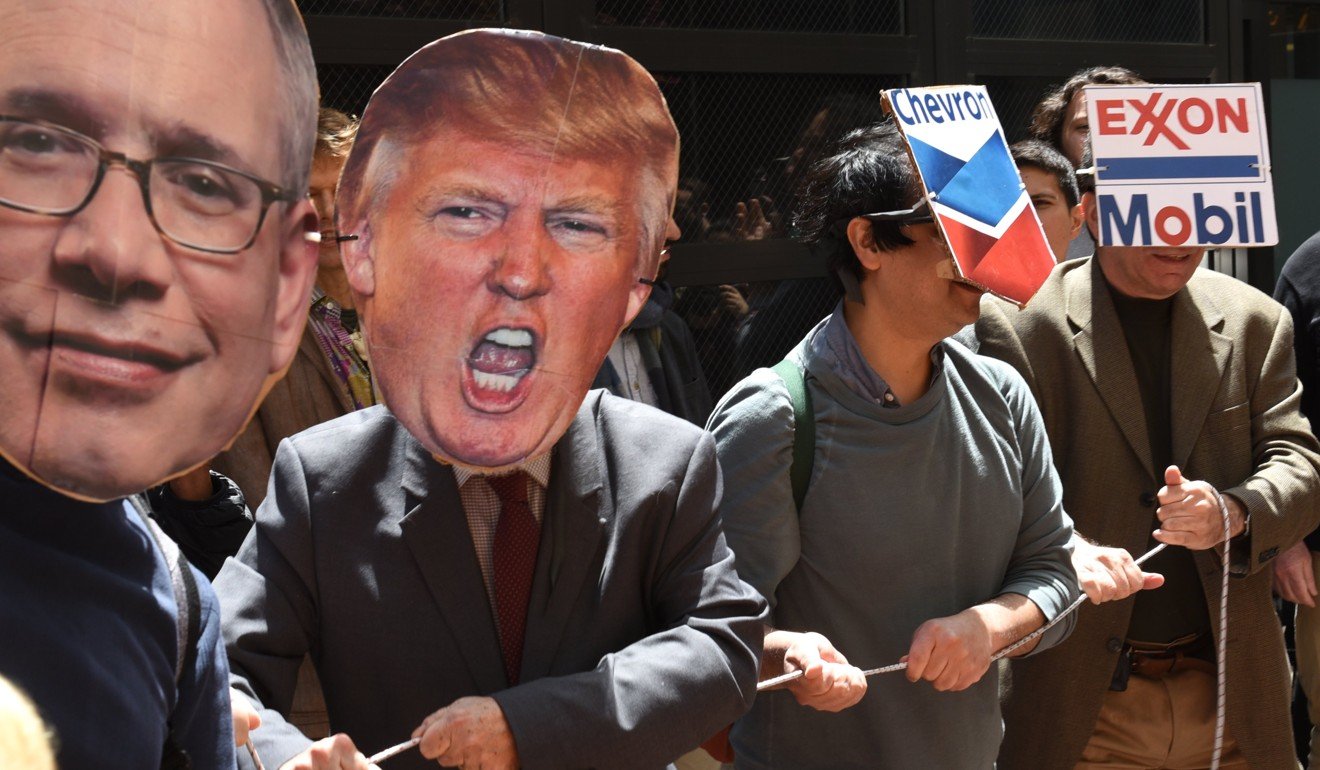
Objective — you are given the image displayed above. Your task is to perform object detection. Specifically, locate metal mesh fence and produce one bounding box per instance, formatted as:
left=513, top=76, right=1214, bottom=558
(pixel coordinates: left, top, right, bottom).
left=655, top=72, right=894, bottom=404
left=971, top=0, right=1205, bottom=43
left=317, top=63, right=396, bottom=118
left=594, top=0, right=903, bottom=34
left=296, top=0, right=502, bottom=19
left=658, top=72, right=901, bottom=237
left=981, top=75, right=1059, bottom=143
left=673, top=278, right=839, bottom=408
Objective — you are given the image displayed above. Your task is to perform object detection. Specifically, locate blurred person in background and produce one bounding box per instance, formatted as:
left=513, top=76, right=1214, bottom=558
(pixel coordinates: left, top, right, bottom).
left=1274, top=228, right=1320, bottom=767
left=213, top=106, right=375, bottom=509
left=1011, top=139, right=1084, bottom=263
left=592, top=215, right=714, bottom=425
left=1027, top=65, right=1144, bottom=260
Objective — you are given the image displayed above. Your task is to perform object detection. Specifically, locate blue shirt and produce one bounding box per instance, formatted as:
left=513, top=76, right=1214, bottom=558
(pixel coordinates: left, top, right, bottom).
left=815, top=299, right=944, bottom=406
left=0, top=461, right=233, bottom=769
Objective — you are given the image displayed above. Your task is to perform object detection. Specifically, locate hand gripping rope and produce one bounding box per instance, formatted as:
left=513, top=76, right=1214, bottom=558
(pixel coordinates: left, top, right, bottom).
left=756, top=501, right=1233, bottom=770
left=243, top=509, right=1233, bottom=768
left=244, top=733, right=422, bottom=767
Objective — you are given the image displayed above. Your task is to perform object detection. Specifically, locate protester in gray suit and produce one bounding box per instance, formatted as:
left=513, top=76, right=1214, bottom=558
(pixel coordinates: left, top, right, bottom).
left=215, top=29, right=765, bottom=770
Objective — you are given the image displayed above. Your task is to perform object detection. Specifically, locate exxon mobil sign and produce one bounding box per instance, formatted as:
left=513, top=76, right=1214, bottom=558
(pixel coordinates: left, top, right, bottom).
left=1085, top=83, right=1277, bottom=248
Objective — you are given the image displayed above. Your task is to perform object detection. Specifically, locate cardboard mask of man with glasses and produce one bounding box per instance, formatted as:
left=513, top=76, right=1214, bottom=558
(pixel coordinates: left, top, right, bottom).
left=0, top=0, right=321, bottom=501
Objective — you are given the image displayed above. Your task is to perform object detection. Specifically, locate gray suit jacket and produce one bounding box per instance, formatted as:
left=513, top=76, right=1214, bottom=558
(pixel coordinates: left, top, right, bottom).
left=976, top=257, right=1320, bottom=769
left=215, top=393, right=766, bottom=770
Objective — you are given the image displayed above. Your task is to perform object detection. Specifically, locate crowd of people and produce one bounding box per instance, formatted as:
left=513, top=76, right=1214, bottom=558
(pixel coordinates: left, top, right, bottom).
left=2, top=2, right=1320, bottom=770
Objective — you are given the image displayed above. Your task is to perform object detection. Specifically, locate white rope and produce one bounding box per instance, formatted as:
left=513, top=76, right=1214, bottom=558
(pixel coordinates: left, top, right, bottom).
left=757, top=533, right=1234, bottom=703
left=244, top=740, right=266, bottom=770
left=1208, top=490, right=1232, bottom=770
left=357, top=507, right=1235, bottom=766
left=368, top=736, right=421, bottom=764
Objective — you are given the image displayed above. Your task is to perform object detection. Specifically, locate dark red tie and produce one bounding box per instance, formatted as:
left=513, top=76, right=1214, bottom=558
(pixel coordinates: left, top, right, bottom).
left=488, top=471, right=540, bottom=686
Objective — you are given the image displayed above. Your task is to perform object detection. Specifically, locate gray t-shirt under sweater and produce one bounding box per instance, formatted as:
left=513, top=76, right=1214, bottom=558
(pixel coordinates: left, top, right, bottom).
left=709, top=309, right=1078, bottom=769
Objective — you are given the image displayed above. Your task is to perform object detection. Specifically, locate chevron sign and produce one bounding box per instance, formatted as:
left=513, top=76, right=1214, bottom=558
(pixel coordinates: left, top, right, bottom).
left=884, top=86, right=1055, bottom=306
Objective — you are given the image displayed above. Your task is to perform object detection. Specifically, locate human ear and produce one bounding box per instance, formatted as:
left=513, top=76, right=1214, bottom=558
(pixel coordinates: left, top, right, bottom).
left=621, top=278, right=652, bottom=330
left=1068, top=202, right=1085, bottom=240
left=846, top=217, right=884, bottom=272
left=340, top=219, right=376, bottom=299
left=267, top=199, right=320, bottom=376
left=1082, top=192, right=1099, bottom=240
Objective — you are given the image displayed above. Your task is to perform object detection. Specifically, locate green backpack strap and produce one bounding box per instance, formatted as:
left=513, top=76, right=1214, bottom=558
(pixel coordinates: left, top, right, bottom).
left=771, top=358, right=815, bottom=513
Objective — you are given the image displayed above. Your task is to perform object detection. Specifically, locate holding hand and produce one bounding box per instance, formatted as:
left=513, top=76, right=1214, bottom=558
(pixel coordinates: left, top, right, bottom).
left=413, top=696, right=519, bottom=769
left=1153, top=466, right=1245, bottom=550
left=762, top=629, right=867, bottom=711
left=230, top=687, right=261, bottom=747
left=903, top=609, right=992, bottom=692
left=1071, top=537, right=1164, bottom=604
left=1273, top=540, right=1318, bottom=607
left=718, top=285, right=749, bottom=318
left=733, top=198, right=773, bottom=241
left=279, top=734, right=376, bottom=770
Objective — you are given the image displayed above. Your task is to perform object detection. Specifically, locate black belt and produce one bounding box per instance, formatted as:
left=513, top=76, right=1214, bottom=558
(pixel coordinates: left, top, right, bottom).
left=1110, top=632, right=1213, bottom=690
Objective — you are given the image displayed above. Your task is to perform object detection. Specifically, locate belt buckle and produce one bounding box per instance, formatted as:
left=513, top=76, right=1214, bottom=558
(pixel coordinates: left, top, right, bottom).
left=1130, top=652, right=1178, bottom=678
left=1126, top=640, right=1192, bottom=678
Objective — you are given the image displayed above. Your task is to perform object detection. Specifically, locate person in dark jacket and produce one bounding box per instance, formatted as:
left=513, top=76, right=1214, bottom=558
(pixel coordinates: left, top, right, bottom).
left=1273, top=229, right=1320, bottom=767
left=593, top=276, right=714, bottom=425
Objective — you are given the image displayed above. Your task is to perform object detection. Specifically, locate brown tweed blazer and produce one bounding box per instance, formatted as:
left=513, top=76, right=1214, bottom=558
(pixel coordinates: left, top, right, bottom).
left=976, top=257, right=1320, bottom=770
left=213, top=326, right=353, bottom=508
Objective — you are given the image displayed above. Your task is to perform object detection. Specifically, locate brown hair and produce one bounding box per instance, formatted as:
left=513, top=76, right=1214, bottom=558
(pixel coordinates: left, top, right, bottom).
left=315, top=107, right=358, bottom=161
left=338, top=29, right=679, bottom=272
left=1028, top=66, right=1145, bottom=153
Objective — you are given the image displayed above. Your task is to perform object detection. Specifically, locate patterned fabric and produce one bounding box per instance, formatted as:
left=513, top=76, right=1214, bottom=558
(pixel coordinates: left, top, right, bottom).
left=306, top=287, right=375, bottom=410
left=454, top=456, right=551, bottom=612
left=488, top=471, right=540, bottom=685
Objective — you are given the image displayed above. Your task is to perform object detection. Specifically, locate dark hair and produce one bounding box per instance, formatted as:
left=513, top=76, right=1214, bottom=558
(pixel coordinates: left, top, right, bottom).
left=1028, top=66, right=1145, bottom=153
left=1076, top=142, right=1096, bottom=195
left=792, top=120, right=921, bottom=289
left=1011, top=139, right=1079, bottom=208
left=798, top=93, right=887, bottom=163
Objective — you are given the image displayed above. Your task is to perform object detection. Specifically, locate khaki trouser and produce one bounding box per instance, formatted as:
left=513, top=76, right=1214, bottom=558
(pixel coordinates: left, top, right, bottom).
left=673, top=749, right=723, bottom=770
left=1295, top=551, right=1320, bottom=769
left=1077, top=660, right=1251, bottom=769
left=288, top=657, right=330, bottom=739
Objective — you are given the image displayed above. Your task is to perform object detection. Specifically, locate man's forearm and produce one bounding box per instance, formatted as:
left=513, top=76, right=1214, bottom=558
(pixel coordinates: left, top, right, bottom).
left=970, top=594, right=1046, bottom=657
left=760, top=625, right=791, bottom=680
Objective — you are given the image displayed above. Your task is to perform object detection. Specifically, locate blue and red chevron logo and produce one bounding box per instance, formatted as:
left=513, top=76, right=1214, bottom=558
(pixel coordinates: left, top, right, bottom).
left=907, top=130, right=1054, bottom=303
